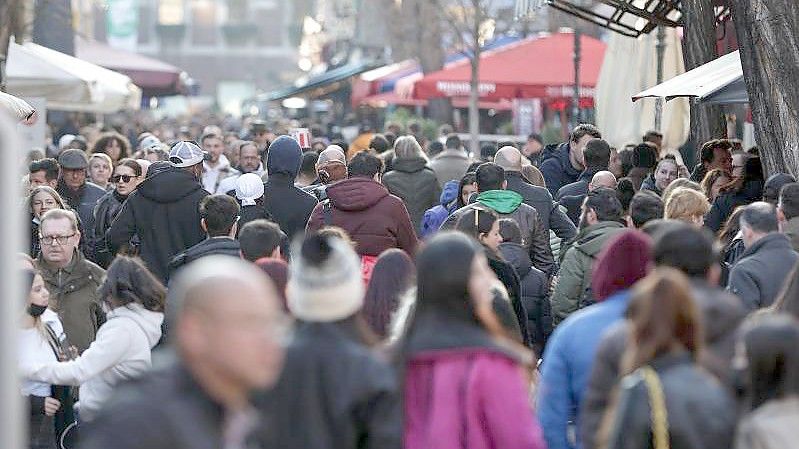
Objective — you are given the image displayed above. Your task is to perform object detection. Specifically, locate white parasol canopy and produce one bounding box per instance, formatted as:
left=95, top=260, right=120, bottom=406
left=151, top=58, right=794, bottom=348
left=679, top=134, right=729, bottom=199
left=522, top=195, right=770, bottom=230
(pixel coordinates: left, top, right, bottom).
left=6, top=42, right=141, bottom=113
left=632, top=50, right=747, bottom=105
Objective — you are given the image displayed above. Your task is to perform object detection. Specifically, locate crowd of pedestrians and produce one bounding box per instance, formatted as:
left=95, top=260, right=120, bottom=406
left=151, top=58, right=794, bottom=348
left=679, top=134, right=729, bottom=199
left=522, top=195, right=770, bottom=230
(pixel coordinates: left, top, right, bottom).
left=16, top=116, right=799, bottom=449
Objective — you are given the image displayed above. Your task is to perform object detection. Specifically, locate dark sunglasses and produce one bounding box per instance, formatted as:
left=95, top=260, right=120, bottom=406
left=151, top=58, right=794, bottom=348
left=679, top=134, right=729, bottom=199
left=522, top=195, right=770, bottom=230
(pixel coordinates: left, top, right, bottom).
left=111, top=174, right=137, bottom=183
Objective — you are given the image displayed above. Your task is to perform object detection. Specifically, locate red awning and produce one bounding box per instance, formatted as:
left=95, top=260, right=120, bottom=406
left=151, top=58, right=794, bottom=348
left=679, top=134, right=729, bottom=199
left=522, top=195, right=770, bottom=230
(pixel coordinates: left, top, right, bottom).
left=412, top=32, right=606, bottom=106
left=358, top=91, right=513, bottom=110
left=75, top=37, right=187, bottom=97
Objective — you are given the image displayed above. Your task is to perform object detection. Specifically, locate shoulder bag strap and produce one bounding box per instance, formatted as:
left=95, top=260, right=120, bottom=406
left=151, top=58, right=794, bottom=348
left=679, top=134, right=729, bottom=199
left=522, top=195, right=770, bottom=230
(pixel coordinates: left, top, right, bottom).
left=640, top=366, right=670, bottom=449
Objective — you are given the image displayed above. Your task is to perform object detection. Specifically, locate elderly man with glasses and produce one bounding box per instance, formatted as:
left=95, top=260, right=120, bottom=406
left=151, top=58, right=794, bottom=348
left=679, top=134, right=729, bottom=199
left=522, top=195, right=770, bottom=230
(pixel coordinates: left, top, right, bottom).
left=34, top=208, right=106, bottom=353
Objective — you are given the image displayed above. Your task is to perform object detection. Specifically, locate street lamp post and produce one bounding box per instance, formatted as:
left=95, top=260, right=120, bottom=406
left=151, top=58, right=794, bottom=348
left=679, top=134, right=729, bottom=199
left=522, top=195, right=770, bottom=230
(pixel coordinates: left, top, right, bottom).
left=572, top=27, right=581, bottom=128
left=654, top=25, right=667, bottom=130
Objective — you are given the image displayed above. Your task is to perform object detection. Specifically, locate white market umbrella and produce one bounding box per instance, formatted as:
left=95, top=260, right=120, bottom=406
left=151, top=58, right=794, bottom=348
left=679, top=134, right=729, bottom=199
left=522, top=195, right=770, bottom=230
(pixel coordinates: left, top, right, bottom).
left=6, top=42, right=141, bottom=113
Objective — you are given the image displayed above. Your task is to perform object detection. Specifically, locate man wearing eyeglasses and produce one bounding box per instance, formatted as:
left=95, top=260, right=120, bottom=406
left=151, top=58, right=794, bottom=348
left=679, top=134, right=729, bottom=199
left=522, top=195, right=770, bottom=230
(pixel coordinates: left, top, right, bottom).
left=34, top=208, right=106, bottom=354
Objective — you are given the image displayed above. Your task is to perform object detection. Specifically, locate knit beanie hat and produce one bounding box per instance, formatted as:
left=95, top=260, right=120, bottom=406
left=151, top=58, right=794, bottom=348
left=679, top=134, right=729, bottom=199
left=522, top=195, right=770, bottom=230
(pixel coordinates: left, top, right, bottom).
left=266, top=135, right=302, bottom=177
left=591, top=230, right=653, bottom=302
left=287, top=235, right=364, bottom=321
left=236, top=173, right=264, bottom=206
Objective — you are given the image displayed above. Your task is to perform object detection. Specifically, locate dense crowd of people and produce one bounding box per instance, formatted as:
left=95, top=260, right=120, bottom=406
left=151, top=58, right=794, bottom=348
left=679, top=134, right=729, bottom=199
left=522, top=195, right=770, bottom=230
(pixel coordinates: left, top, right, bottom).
left=16, top=116, right=799, bottom=449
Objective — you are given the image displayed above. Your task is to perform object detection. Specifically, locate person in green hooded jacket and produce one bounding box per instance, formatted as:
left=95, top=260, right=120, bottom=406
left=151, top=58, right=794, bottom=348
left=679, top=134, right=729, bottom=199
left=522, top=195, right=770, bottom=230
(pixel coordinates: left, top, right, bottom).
left=442, top=162, right=555, bottom=276
left=550, top=187, right=626, bottom=325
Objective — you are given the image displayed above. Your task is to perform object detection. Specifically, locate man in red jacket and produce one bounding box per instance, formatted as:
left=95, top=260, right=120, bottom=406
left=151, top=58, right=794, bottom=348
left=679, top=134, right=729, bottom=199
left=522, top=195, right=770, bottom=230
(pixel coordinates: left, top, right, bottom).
left=306, top=152, right=418, bottom=259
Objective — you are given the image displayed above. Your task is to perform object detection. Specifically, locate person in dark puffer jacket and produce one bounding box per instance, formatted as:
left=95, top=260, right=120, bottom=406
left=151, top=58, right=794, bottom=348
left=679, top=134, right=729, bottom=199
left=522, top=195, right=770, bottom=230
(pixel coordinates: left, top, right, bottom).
left=107, top=142, right=209, bottom=283
left=263, top=135, right=319, bottom=240
left=498, top=218, right=551, bottom=355
left=382, top=136, right=441, bottom=233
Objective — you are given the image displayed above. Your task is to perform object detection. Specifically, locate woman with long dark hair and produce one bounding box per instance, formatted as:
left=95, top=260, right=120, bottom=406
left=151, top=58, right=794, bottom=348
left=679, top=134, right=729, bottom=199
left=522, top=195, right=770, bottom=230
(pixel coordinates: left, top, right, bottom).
left=601, top=268, right=735, bottom=449
left=362, top=249, right=415, bottom=339
left=91, top=131, right=130, bottom=165
left=397, top=232, right=545, bottom=449
left=455, top=207, right=529, bottom=345
left=733, top=315, right=799, bottom=448
left=21, top=256, right=165, bottom=422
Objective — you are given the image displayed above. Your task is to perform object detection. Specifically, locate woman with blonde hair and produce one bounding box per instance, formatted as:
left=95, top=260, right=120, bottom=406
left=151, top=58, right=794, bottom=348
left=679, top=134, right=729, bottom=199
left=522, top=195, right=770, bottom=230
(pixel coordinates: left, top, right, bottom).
left=601, top=268, right=735, bottom=449
left=382, top=135, right=441, bottom=232
left=664, top=187, right=711, bottom=227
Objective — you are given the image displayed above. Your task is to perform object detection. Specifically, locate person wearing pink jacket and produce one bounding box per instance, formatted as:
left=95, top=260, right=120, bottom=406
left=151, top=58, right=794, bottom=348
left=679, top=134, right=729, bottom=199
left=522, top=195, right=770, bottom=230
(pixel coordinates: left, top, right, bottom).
left=395, top=232, right=546, bottom=449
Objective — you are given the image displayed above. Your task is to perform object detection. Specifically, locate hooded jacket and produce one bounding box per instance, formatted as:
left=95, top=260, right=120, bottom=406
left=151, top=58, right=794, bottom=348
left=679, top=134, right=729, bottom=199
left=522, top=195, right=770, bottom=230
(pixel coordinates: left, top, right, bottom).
left=550, top=221, right=626, bottom=325
left=306, top=177, right=418, bottom=257
left=168, top=237, right=241, bottom=275
left=500, top=242, right=551, bottom=352
left=540, top=142, right=583, bottom=197
left=22, top=303, right=163, bottom=422
left=35, top=251, right=106, bottom=353
left=429, top=148, right=472, bottom=187
left=106, top=163, right=209, bottom=283
left=420, top=180, right=459, bottom=239
left=728, top=233, right=799, bottom=310
left=263, top=137, right=318, bottom=240
left=383, top=157, right=441, bottom=232
left=505, top=171, right=577, bottom=242
left=443, top=189, right=556, bottom=276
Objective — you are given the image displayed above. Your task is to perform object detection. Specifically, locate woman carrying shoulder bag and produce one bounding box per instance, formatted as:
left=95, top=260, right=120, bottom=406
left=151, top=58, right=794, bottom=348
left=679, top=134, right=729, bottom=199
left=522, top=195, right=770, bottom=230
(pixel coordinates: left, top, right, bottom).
left=601, top=268, right=736, bottom=449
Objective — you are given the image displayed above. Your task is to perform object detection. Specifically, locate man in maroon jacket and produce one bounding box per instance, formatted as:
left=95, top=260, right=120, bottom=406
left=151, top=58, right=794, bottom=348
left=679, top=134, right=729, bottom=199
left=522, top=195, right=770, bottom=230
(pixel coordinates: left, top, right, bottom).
left=306, top=152, right=418, bottom=257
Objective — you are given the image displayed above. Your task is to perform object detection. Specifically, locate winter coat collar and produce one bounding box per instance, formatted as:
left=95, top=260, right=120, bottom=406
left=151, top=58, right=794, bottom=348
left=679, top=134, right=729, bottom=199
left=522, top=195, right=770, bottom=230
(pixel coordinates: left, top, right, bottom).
left=433, top=148, right=469, bottom=161
left=203, top=154, right=232, bottom=173
left=742, top=232, right=793, bottom=258
left=476, top=189, right=524, bottom=214
left=391, top=157, right=429, bottom=174
left=38, top=249, right=85, bottom=277
left=574, top=221, right=626, bottom=256
left=137, top=164, right=204, bottom=204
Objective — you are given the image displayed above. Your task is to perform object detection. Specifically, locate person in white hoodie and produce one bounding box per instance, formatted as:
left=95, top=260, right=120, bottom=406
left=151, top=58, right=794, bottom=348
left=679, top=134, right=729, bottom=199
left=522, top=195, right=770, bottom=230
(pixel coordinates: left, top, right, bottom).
left=21, top=256, right=166, bottom=422
left=201, top=133, right=239, bottom=193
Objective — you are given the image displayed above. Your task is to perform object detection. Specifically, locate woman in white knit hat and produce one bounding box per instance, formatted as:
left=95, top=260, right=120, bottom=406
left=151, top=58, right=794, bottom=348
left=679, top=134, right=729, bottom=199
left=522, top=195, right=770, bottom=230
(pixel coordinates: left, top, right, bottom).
left=235, top=173, right=272, bottom=235
left=255, top=233, right=401, bottom=449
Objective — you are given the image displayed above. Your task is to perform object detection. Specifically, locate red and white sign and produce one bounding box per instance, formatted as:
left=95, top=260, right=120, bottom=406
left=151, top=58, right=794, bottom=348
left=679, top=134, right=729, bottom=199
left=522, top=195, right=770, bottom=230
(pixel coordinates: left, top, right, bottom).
left=290, top=128, right=311, bottom=149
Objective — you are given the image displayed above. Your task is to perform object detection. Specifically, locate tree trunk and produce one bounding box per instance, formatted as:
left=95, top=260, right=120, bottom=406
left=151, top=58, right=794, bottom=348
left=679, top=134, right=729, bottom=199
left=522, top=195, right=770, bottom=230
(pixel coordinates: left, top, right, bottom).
left=681, top=0, right=725, bottom=163
left=729, top=1, right=799, bottom=176
left=398, top=0, right=452, bottom=125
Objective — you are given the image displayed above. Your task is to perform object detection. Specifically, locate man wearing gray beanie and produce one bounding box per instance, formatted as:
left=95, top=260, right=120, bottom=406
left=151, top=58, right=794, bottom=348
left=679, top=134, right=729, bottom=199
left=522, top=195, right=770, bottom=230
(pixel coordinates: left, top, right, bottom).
left=256, top=234, right=401, bottom=449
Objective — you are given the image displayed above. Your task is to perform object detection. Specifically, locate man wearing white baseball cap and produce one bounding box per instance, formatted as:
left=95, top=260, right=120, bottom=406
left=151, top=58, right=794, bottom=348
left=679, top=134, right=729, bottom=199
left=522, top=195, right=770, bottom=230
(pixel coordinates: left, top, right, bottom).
left=107, top=141, right=210, bottom=282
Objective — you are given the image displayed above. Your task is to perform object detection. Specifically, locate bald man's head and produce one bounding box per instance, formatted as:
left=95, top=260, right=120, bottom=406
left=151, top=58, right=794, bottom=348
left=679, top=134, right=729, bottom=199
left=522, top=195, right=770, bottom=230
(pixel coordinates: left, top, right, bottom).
left=494, top=146, right=524, bottom=172
left=589, top=171, right=617, bottom=191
